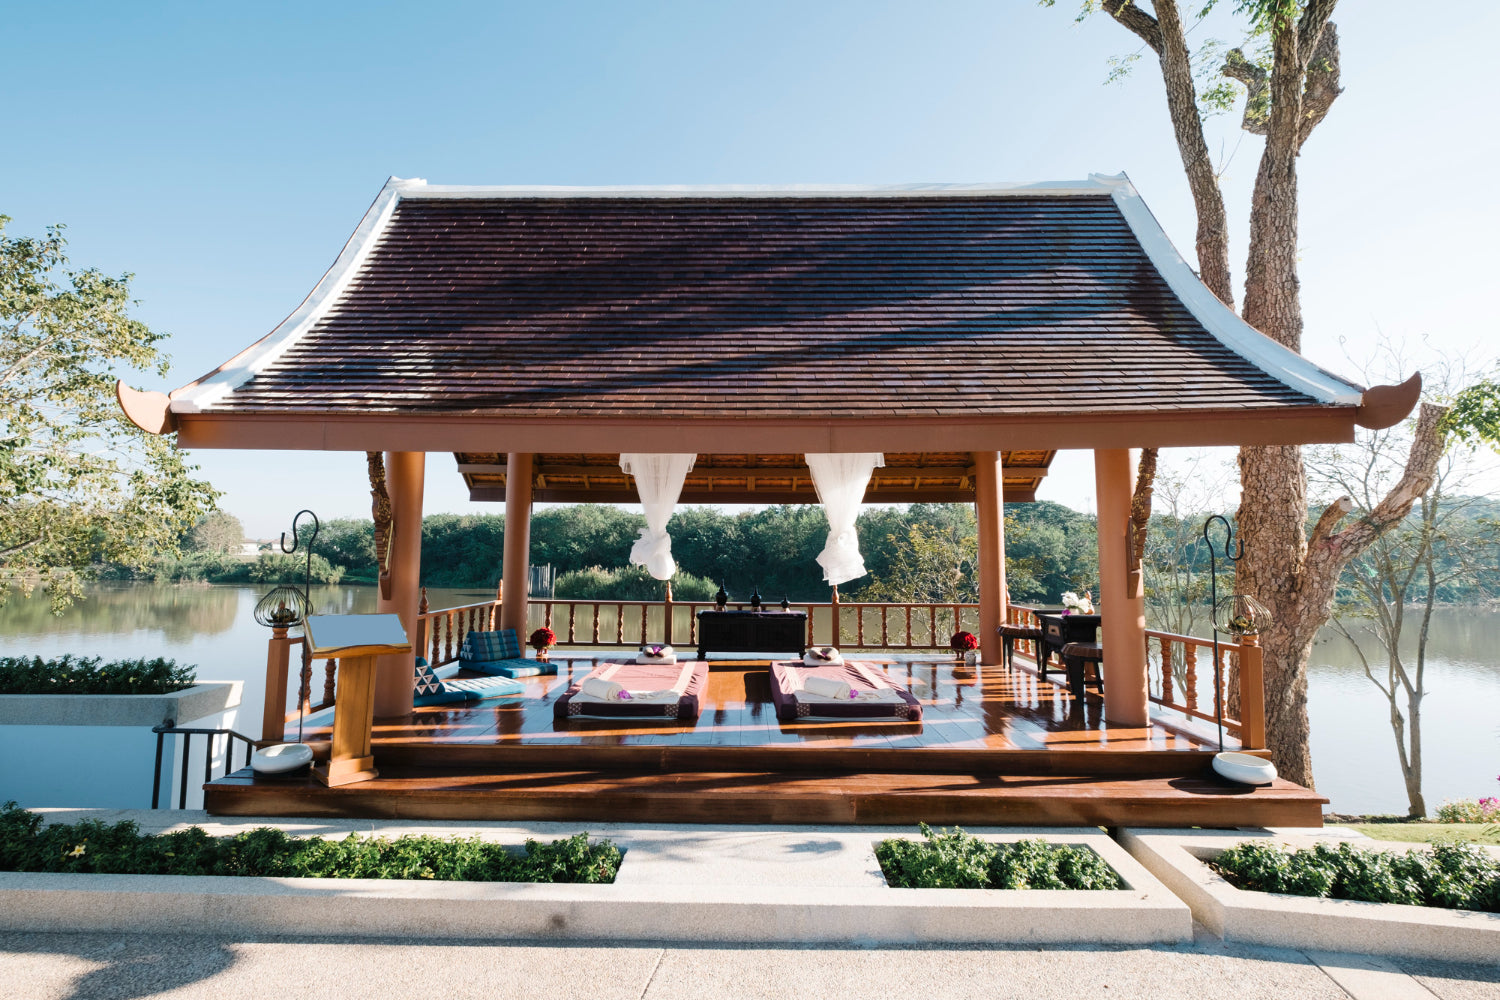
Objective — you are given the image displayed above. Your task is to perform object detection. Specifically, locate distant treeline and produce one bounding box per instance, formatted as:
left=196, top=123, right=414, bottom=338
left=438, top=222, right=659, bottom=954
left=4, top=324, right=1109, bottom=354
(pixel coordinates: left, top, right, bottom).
left=111, top=502, right=1098, bottom=604
left=107, top=496, right=1500, bottom=609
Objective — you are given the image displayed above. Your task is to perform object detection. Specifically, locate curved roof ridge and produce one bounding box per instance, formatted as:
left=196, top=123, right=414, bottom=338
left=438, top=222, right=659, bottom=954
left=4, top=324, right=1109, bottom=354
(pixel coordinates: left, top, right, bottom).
left=1094, top=172, right=1362, bottom=406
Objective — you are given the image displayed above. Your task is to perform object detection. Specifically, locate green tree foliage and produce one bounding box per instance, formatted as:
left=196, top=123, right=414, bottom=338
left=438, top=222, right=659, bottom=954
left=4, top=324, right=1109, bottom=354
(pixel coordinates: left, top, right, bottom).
left=1442, top=377, right=1500, bottom=451
left=185, top=511, right=245, bottom=555
left=554, top=565, right=716, bottom=601
left=0, top=215, right=217, bottom=611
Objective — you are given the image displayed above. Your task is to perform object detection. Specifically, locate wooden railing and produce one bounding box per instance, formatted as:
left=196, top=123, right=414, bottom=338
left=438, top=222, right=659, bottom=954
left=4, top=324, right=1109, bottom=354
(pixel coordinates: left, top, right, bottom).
left=411, top=590, right=981, bottom=668
left=1146, top=629, right=1242, bottom=737
left=1006, top=604, right=1266, bottom=749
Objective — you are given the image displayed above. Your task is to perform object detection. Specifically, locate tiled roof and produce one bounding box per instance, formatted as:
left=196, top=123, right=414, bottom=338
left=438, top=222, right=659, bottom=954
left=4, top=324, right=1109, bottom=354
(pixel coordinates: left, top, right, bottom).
left=179, top=180, right=1363, bottom=422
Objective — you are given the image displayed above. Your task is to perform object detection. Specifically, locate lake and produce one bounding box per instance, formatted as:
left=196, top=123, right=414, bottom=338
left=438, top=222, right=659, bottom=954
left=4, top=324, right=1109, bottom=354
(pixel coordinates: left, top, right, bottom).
left=2, top=583, right=1496, bottom=815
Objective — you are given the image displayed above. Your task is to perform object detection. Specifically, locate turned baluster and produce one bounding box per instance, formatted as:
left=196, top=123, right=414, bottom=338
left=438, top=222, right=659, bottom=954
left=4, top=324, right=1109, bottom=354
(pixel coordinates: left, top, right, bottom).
left=880, top=606, right=889, bottom=647
left=639, top=604, right=649, bottom=646
left=323, top=659, right=337, bottom=706
left=567, top=604, right=577, bottom=644
left=616, top=603, right=625, bottom=644
left=928, top=605, right=937, bottom=647
left=904, top=606, right=913, bottom=648
left=856, top=605, right=865, bottom=647
left=1184, top=644, right=1199, bottom=715
left=297, top=642, right=313, bottom=714
left=591, top=604, right=601, bottom=644
left=1160, top=638, right=1174, bottom=705
left=544, top=602, right=553, bottom=631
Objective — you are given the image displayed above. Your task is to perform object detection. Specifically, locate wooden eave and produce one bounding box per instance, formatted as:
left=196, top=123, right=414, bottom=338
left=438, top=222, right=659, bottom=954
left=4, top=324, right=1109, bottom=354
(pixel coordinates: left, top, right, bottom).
left=452, top=451, right=1054, bottom=504
left=168, top=404, right=1364, bottom=455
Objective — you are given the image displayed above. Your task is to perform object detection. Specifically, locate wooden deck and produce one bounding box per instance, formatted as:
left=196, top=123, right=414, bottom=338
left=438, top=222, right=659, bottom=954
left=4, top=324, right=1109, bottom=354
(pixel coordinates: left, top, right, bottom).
left=206, top=656, right=1326, bottom=826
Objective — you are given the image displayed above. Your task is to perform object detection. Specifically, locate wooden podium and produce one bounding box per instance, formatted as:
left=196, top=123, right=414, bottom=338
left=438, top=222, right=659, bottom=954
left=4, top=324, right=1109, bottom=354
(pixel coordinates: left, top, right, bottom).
left=302, top=614, right=411, bottom=787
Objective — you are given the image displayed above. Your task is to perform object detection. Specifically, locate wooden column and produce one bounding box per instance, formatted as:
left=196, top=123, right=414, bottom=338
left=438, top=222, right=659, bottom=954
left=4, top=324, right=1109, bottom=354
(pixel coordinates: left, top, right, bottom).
left=374, top=450, right=424, bottom=717
left=1237, top=634, right=1267, bottom=749
left=974, top=451, right=1007, bottom=667
left=259, top=628, right=295, bottom=743
left=1094, top=448, right=1150, bottom=726
left=500, top=452, right=534, bottom=634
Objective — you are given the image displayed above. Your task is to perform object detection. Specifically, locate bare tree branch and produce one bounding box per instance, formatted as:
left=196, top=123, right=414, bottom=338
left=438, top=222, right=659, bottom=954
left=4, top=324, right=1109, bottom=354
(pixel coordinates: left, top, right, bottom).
left=1320, top=403, right=1447, bottom=568
left=1298, top=21, right=1342, bottom=149
left=1297, top=0, right=1339, bottom=70
left=1223, top=48, right=1269, bottom=135
left=1102, top=0, right=1163, bottom=55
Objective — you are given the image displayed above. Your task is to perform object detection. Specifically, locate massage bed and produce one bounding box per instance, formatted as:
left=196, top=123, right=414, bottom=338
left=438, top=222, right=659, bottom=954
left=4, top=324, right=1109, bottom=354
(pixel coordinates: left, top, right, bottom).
left=553, top=658, right=708, bottom=721
left=769, top=659, right=922, bottom=722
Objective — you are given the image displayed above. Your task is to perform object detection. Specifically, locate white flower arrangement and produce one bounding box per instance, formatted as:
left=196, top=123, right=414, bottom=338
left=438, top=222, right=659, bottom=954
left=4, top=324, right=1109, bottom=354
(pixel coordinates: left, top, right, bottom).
left=1060, top=591, right=1095, bottom=614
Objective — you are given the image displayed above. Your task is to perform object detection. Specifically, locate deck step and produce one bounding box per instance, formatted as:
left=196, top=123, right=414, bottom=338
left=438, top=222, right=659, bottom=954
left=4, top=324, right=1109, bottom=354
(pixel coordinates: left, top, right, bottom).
left=205, top=765, right=1326, bottom=828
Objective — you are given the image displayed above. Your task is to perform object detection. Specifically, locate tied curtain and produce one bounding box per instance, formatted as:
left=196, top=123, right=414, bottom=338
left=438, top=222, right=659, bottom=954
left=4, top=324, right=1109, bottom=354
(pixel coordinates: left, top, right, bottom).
left=619, top=453, right=697, bottom=580
left=804, top=453, right=885, bottom=586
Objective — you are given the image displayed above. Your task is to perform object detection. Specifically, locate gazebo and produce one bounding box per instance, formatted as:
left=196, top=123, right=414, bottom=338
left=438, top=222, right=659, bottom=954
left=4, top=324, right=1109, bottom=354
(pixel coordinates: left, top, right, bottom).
left=119, top=174, right=1416, bottom=824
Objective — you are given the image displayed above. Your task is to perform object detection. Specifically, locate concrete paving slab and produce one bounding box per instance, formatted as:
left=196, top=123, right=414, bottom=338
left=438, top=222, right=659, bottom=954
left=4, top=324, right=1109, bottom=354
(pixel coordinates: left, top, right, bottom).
left=1304, top=950, right=1440, bottom=1000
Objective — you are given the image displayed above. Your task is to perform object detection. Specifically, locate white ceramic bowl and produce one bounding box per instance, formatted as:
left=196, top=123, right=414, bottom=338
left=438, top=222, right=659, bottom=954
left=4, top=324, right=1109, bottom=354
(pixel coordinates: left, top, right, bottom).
left=1212, top=751, right=1277, bottom=786
left=251, top=742, right=314, bottom=775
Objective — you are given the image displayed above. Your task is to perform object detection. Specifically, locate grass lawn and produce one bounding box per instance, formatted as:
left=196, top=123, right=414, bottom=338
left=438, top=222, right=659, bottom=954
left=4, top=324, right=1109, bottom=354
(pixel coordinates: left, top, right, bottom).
left=1347, top=823, right=1500, bottom=846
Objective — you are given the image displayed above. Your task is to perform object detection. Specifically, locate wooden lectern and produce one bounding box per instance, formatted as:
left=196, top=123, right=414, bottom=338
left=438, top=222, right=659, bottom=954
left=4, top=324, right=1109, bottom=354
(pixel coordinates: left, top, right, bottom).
left=302, top=614, right=411, bottom=787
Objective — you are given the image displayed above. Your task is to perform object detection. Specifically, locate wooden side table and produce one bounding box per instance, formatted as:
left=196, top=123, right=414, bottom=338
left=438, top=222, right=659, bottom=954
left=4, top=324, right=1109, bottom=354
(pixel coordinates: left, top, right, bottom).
left=302, top=614, right=411, bottom=787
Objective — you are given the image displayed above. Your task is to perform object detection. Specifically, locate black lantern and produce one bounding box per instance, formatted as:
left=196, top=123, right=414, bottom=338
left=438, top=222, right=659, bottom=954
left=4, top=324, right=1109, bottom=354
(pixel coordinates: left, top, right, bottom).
left=780, top=595, right=790, bottom=612
left=1214, top=594, right=1273, bottom=637
left=714, top=581, right=729, bottom=611
left=750, top=585, right=762, bottom=611
left=254, top=585, right=308, bottom=631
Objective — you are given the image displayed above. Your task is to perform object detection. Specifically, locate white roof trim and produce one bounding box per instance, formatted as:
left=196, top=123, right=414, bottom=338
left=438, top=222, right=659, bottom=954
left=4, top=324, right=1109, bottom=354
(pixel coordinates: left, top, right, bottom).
left=400, top=179, right=1117, bottom=199
left=1095, top=172, right=1362, bottom=406
left=171, top=176, right=428, bottom=413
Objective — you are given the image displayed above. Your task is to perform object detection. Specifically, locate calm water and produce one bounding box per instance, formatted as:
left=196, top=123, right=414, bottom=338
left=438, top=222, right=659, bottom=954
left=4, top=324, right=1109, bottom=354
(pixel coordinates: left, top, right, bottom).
left=2, top=583, right=1497, bottom=815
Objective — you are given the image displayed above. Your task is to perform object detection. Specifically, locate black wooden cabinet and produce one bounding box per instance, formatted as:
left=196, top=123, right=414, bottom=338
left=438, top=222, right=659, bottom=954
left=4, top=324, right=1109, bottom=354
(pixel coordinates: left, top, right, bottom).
left=696, top=611, right=808, bottom=660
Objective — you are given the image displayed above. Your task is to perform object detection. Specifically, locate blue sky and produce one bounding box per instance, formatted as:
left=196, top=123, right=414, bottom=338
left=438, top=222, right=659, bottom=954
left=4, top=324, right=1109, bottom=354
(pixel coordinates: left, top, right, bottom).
left=5, top=1, right=1496, bottom=535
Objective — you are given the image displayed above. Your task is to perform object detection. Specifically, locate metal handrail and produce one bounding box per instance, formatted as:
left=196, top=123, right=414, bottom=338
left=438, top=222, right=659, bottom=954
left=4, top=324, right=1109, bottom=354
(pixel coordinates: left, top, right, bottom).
left=150, top=724, right=257, bottom=809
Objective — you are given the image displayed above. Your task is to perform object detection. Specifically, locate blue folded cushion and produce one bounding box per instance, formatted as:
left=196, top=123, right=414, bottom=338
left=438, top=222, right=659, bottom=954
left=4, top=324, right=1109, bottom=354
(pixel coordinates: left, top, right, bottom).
left=462, top=629, right=521, bottom=661
left=412, top=656, right=527, bottom=707
left=461, top=656, right=557, bottom=678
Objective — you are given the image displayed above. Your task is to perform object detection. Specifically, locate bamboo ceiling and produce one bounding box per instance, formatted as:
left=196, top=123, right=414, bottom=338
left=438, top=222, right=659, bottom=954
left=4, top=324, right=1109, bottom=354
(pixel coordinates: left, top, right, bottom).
left=454, top=452, right=1053, bottom=504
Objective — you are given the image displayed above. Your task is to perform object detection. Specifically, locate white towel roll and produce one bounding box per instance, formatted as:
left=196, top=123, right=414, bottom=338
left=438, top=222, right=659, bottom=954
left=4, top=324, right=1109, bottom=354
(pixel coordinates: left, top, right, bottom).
left=580, top=677, right=627, bottom=702
left=802, top=674, right=852, bottom=699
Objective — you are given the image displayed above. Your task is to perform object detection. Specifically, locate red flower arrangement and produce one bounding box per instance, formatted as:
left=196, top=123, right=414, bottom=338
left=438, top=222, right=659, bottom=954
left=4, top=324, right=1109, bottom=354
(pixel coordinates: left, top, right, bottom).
left=949, top=631, right=979, bottom=652
left=529, top=627, right=555, bottom=649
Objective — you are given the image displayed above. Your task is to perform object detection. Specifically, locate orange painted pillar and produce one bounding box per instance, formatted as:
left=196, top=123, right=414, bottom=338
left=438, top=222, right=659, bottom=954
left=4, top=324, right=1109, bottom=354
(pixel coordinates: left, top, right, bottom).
left=374, top=450, right=424, bottom=717
left=500, top=452, right=534, bottom=635
left=1094, top=448, right=1150, bottom=726
left=973, top=451, right=1007, bottom=667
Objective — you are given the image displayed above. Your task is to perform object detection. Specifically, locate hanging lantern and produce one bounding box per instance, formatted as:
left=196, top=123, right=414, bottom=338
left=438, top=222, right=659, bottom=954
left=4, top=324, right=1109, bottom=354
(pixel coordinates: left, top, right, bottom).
left=254, top=585, right=310, bottom=630
left=1214, top=594, right=1273, bottom=637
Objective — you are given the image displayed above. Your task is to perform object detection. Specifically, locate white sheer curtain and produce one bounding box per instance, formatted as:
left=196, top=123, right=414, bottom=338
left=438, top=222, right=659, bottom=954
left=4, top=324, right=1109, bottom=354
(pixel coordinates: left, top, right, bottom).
left=619, top=453, right=697, bottom=580
left=804, top=453, right=885, bottom=586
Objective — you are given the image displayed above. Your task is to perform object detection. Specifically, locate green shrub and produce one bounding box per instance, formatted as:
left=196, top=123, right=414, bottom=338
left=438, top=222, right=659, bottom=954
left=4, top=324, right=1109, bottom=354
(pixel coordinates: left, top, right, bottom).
left=1435, top=797, right=1500, bottom=824
left=0, top=803, right=620, bottom=883
left=554, top=565, right=716, bottom=601
left=0, top=655, right=196, bottom=695
left=875, top=824, right=1123, bottom=890
left=1211, top=840, right=1500, bottom=912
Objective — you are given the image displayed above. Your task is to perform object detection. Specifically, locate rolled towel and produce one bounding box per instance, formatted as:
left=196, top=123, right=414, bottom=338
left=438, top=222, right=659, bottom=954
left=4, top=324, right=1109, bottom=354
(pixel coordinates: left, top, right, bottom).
left=579, top=676, right=628, bottom=702
left=802, top=674, right=853, bottom=700
left=635, top=643, right=678, bottom=665
left=803, top=646, right=844, bottom=666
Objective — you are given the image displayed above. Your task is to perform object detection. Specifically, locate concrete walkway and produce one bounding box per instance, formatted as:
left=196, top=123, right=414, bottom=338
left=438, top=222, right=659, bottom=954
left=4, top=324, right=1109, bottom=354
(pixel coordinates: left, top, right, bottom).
left=3, top=929, right=1497, bottom=1000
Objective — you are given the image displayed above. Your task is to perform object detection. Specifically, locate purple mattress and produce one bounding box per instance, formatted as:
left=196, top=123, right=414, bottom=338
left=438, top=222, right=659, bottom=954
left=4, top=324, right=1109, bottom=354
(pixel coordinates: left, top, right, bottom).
left=553, top=660, right=707, bottom=721
left=769, top=660, right=922, bottom=722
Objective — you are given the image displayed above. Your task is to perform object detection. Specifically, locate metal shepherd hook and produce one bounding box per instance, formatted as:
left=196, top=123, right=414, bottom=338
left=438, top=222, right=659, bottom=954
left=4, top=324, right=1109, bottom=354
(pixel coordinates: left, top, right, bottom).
left=1201, top=514, right=1242, bottom=753
left=280, top=509, right=320, bottom=743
